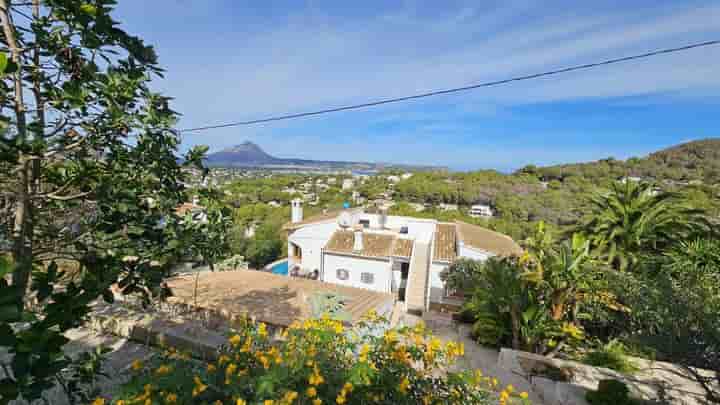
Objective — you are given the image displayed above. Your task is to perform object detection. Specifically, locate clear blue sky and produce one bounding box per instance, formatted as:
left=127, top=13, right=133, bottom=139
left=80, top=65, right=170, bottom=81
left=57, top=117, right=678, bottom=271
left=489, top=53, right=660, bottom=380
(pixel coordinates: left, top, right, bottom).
left=115, top=1, right=720, bottom=171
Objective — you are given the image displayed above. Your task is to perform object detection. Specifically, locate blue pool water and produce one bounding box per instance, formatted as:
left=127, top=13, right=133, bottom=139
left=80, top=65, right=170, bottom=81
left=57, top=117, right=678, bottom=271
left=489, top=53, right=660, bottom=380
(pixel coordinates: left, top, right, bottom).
left=270, top=260, right=289, bottom=276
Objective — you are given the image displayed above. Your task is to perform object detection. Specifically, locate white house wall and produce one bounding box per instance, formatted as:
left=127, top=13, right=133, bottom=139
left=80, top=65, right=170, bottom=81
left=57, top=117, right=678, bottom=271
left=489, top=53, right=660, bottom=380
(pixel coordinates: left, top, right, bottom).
left=288, top=221, right=337, bottom=273
left=322, top=253, right=392, bottom=293
left=429, top=261, right=449, bottom=303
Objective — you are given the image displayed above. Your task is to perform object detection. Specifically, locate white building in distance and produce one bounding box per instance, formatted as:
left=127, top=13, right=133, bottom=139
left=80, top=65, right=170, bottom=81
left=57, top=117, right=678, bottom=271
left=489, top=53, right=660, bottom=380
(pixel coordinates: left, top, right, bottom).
left=342, top=178, right=354, bottom=190
left=284, top=202, right=521, bottom=314
left=469, top=204, right=494, bottom=218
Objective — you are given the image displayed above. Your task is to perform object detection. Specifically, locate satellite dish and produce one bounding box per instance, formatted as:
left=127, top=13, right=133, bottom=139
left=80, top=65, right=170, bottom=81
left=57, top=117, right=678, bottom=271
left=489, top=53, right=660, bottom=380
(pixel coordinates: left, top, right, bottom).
left=338, top=212, right=352, bottom=228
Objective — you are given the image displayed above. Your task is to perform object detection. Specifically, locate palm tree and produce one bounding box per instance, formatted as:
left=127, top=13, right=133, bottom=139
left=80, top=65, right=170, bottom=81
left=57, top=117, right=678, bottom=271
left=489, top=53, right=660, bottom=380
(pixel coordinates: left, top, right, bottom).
left=580, top=181, right=709, bottom=271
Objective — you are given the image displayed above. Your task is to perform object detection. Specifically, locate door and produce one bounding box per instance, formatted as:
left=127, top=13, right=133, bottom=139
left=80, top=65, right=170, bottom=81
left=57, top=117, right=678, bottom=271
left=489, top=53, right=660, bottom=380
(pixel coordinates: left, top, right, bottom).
left=398, top=262, right=410, bottom=302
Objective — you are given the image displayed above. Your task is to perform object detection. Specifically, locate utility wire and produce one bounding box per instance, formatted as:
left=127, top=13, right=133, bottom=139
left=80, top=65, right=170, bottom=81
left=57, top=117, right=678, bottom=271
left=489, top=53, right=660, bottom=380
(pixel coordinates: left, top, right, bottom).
left=178, top=39, right=720, bottom=133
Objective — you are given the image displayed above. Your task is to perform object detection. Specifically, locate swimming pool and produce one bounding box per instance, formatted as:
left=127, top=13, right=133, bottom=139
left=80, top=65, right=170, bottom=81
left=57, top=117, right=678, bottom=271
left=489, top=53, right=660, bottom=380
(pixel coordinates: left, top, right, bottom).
left=269, top=260, right=289, bottom=276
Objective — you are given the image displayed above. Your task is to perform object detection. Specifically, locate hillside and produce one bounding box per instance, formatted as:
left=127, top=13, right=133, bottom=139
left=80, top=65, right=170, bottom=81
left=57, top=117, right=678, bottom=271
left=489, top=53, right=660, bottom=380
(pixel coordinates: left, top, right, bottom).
left=524, top=138, right=720, bottom=184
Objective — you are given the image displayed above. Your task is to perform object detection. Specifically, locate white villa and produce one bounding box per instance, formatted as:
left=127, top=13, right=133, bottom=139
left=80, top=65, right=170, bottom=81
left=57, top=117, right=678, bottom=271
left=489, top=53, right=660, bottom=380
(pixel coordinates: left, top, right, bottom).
left=469, top=204, right=494, bottom=218
left=284, top=200, right=521, bottom=314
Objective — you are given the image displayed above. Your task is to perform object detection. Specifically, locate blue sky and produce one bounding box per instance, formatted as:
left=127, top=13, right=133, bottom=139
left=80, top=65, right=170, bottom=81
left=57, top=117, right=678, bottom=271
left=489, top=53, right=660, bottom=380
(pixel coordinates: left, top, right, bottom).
left=114, top=1, right=720, bottom=171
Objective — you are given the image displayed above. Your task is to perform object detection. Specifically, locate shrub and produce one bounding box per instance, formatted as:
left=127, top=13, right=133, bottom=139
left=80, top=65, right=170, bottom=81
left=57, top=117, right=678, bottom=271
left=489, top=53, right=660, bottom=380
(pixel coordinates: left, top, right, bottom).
left=586, top=379, right=638, bottom=405
left=107, top=313, right=531, bottom=404
left=583, top=340, right=639, bottom=374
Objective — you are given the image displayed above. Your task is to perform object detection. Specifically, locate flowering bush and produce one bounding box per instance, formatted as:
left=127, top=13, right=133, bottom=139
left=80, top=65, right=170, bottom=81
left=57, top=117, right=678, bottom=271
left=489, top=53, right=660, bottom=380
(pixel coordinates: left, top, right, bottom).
left=104, top=312, right=529, bottom=404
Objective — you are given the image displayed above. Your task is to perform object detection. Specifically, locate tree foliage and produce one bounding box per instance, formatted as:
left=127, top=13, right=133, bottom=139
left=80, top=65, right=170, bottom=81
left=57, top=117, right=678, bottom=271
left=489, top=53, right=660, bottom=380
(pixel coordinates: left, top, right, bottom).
left=0, top=1, right=219, bottom=402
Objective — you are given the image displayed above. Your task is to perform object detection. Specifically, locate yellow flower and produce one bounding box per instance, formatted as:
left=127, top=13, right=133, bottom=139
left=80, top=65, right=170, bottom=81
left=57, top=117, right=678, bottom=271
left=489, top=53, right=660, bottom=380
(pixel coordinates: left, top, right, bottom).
left=218, top=354, right=231, bottom=365
left=165, top=393, right=178, bottom=404
left=192, top=376, right=207, bottom=397
left=343, top=382, right=353, bottom=392
left=229, top=334, right=242, bottom=346
left=505, top=384, right=514, bottom=393
left=91, top=398, right=105, bottom=405
left=236, top=399, right=247, bottom=405
left=519, top=392, right=529, bottom=399
left=264, top=400, right=275, bottom=405
left=336, top=394, right=346, bottom=404
left=398, top=376, right=410, bottom=394
left=312, top=399, right=322, bottom=405
left=131, top=360, right=143, bottom=371
left=258, top=322, right=268, bottom=337
left=155, top=364, right=171, bottom=375
left=207, top=363, right=217, bottom=373
left=306, top=387, right=317, bottom=398
left=283, top=391, right=299, bottom=403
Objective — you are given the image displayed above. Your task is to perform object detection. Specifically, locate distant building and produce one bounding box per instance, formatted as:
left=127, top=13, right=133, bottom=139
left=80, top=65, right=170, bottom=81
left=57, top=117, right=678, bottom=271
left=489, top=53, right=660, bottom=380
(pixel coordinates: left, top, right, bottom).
left=469, top=204, right=493, bottom=218
left=342, top=178, right=354, bottom=190
left=401, top=173, right=413, bottom=180
left=284, top=203, right=521, bottom=314
left=620, top=176, right=643, bottom=184
left=268, top=200, right=281, bottom=208
left=387, top=175, right=401, bottom=183
left=327, top=177, right=337, bottom=185
left=439, top=203, right=458, bottom=211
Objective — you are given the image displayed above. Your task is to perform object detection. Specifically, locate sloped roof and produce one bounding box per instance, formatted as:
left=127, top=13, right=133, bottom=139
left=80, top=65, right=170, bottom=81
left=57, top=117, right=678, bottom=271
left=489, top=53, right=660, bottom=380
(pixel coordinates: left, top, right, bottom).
left=167, top=270, right=393, bottom=327
left=324, top=230, right=394, bottom=259
left=455, top=221, right=522, bottom=257
left=175, top=202, right=202, bottom=216
left=433, top=223, right=457, bottom=262
left=391, top=238, right=413, bottom=259
left=282, top=208, right=363, bottom=231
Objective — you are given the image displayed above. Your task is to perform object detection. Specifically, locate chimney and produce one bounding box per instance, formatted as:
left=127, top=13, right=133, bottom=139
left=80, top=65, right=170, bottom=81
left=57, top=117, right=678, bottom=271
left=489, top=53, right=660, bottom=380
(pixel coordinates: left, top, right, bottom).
left=353, top=225, right=363, bottom=252
left=379, top=207, right=388, bottom=229
left=291, top=199, right=303, bottom=223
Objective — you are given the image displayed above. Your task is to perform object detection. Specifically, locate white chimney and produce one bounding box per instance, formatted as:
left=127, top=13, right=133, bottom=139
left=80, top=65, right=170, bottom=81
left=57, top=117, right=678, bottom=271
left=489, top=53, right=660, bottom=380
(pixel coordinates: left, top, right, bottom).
left=291, top=199, right=303, bottom=223
left=353, top=226, right=363, bottom=252
left=378, top=208, right=388, bottom=229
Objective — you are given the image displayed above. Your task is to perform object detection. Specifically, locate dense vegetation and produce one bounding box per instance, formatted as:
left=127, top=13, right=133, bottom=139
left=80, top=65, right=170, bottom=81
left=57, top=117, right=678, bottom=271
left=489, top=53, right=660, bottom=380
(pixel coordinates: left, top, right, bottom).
left=445, top=181, right=719, bottom=402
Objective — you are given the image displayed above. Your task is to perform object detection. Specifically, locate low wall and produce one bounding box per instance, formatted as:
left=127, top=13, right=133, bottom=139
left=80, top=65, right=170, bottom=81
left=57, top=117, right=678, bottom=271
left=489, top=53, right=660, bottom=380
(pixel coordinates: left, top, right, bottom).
left=497, top=348, right=716, bottom=405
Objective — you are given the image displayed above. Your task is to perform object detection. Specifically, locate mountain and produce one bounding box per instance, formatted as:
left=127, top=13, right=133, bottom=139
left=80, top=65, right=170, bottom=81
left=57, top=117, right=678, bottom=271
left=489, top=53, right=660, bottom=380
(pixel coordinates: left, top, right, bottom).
left=205, top=141, right=278, bottom=166
left=204, top=141, right=439, bottom=171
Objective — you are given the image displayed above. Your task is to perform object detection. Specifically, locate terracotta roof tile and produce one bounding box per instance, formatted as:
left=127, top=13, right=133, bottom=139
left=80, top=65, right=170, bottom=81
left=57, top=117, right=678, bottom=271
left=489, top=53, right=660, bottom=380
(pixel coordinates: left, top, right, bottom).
left=455, top=221, right=522, bottom=257
left=391, top=238, right=413, bottom=258
left=324, top=230, right=394, bottom=259
left=167, top=270, right=393, bottom=327
left=433, top=223, right=457, bottom=262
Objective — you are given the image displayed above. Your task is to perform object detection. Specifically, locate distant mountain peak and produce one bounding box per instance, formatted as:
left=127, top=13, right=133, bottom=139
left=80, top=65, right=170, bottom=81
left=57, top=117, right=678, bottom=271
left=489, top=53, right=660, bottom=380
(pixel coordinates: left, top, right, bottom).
left=207, top=141, right=277, bottom=165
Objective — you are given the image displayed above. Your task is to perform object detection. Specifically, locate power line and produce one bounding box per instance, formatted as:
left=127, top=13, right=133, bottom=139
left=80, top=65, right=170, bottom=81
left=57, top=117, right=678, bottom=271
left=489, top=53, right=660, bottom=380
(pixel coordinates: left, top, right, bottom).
left=179, top=39, right=720, bottom=133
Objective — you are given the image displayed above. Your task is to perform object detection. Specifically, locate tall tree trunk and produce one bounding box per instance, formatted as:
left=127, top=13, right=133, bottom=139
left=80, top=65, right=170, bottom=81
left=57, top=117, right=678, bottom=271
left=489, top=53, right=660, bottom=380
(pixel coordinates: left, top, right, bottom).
left=0, top=0, right=33, bottom=307
left=509, top=307, right=521, bottom=350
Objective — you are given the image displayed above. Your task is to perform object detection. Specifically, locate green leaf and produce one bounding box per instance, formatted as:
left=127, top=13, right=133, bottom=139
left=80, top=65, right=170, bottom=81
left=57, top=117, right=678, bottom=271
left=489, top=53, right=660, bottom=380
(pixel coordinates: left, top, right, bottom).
left=0, top=305, right=21, bottom=322
left=0, top=257, right=12, bottom=279
left=80, top=4, right=97, bottom=15
left=0, top=53, right=7, bottom=74
left=0, top=323, right=15, bottom=347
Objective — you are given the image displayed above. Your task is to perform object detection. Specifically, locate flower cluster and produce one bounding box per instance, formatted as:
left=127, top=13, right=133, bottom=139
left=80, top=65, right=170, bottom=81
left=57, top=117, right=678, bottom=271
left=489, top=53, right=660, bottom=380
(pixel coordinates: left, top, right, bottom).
left=102, top=313, right=530, bottom=404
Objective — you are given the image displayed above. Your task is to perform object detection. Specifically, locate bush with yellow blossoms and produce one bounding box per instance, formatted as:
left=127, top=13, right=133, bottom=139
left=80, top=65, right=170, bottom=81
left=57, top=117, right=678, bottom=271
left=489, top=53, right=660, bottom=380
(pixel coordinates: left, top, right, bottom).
left=107, top=312, right=530, bottom=404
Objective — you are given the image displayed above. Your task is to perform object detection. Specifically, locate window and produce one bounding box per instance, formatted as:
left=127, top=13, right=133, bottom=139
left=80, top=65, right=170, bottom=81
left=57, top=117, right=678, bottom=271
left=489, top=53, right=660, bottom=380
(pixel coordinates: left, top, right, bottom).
left=336, top=268, right=349, bottom=281
left=359, top=219, right=370, bottom=228
left=361, top=272, right=374, bottom=284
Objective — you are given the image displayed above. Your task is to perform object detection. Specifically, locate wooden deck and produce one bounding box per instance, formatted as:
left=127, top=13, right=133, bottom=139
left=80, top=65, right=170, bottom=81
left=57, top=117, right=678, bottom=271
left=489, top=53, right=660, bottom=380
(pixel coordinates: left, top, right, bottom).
left=166, top=270, right=394, bottom=328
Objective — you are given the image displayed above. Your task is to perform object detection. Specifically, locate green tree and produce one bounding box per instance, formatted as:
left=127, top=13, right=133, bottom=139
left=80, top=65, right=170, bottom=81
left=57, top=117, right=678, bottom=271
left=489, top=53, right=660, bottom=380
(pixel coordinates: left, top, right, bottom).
left=0, top=1, right=211, bottom=401
left=580, top=181, right=709, bottom=271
